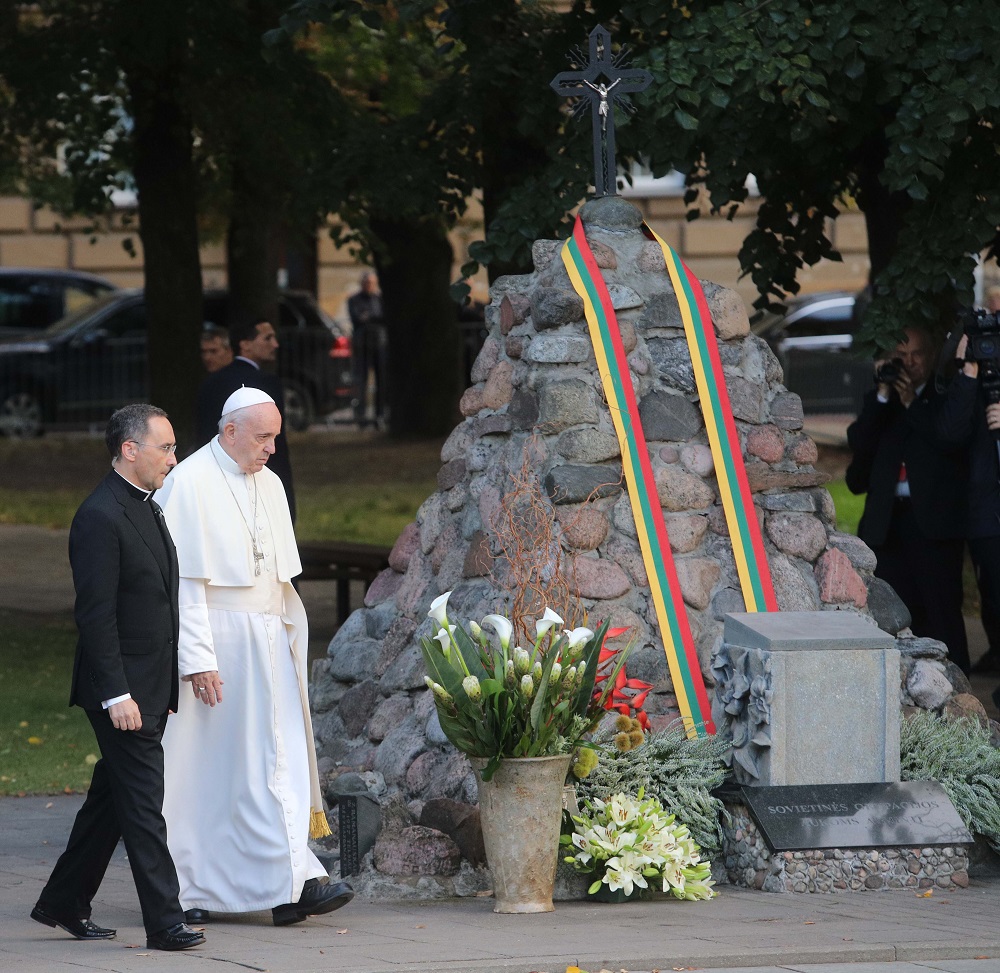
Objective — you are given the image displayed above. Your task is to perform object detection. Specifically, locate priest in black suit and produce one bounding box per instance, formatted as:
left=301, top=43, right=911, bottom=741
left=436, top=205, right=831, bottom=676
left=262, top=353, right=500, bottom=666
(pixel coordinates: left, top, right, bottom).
left=31, top=405, right=205, bottom=952
left=195, top=319, right=296, bottom=522
left=846, top=326, right=976, bottom=673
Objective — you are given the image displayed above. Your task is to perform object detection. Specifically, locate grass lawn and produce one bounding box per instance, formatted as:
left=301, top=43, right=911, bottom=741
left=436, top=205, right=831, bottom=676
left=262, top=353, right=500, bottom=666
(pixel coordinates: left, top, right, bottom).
left=0, top=433, right=963, bottom=796
left=825, top=479, right=864, bottom=535
left=0, top=610, right=97, bottom=795
left=0, top=429, right=444, bottom=541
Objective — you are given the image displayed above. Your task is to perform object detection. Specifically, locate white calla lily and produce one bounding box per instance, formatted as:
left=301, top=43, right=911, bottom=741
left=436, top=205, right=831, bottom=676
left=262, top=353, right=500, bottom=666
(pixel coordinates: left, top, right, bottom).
left=482, top=614, right=513, bottom=650
left=563, top=626, right=594, bottom=649
left=433, top=625, right=456, bottom=659
left=535, top=607, right=564, bottom=639
left=427, top=591, right=452, bottom=628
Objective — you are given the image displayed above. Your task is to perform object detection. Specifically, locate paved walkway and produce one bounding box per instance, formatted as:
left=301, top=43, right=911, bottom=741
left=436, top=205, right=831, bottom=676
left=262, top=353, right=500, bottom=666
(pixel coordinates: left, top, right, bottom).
left=2, top=795, right=999, bottom=973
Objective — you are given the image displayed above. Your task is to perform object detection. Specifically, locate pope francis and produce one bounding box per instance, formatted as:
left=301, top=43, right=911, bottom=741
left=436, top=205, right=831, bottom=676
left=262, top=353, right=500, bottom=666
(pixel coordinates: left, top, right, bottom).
left=157, top=387, right=353, bottom=926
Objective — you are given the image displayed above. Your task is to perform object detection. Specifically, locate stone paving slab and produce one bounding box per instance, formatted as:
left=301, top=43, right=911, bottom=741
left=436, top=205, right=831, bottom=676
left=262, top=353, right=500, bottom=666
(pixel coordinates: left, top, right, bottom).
left=3, top=796, right=1000, bottom=973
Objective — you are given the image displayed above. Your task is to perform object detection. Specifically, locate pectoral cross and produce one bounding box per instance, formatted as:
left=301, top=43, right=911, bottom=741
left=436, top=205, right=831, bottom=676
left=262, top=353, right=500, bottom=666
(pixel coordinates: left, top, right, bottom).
left=253, top=547, right=265, bottom=576
left=550, top=25, right=653, bottom=197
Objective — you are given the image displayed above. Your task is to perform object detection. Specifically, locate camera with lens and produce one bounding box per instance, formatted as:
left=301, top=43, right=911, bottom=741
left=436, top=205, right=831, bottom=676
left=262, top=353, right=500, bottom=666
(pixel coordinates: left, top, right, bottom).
left=955, top=308, right=1000, bottom=407
left=960, top=308, right=1000, bottom=365
left=874, top=358, right=904, bottom=386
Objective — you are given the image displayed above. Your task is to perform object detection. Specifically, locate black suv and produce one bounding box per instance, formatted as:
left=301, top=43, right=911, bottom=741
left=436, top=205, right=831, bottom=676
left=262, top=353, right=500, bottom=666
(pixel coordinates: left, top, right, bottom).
left=0, top=268, right=116, bottom=339
left=752, top=290, right=868, bottom=414
left=0, top=289, right=354, bottom=436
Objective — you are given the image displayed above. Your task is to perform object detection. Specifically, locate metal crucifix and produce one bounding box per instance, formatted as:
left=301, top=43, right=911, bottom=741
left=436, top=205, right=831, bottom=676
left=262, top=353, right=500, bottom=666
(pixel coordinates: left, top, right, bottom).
left=550, top=25, right=652, bottom=197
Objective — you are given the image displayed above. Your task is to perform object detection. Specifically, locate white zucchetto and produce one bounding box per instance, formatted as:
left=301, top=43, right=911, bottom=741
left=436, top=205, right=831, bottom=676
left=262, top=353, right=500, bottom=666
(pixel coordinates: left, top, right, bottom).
left=221, top=386, right=276, bottom=417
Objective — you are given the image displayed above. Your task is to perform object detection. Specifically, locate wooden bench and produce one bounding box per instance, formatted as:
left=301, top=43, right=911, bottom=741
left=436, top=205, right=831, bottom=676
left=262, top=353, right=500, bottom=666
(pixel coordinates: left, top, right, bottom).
left=297, top=541, right=392, bottom=624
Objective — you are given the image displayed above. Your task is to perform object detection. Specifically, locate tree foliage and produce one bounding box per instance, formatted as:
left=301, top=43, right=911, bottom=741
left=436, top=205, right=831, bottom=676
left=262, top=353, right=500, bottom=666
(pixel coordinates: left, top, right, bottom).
left=0, top=1, right=345, bottom=439
left=590, top=0, right=1000, bottom=351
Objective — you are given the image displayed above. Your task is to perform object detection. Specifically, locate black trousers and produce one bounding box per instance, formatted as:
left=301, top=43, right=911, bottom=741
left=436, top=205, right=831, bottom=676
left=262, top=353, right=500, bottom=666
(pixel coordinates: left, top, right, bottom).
left=872, top=500, right=969, bottom=673
left=37, top=709, right=183, bottom=935
left=970, top=538, right=1000, bottom=654
left=970, top=536, right=1000, bottom=654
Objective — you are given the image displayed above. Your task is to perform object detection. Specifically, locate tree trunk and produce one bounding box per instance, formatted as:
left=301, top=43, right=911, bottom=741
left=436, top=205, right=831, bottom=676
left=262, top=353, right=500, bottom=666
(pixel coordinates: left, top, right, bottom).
left=474, top=1, right=549, bottom=283
left=370, top=217, right=459, bottom=438
left=129, top=80, right=203, bottom=448
left=226, top=162, right=282, bottom=330
left=856, top=135, right=910, bottom=283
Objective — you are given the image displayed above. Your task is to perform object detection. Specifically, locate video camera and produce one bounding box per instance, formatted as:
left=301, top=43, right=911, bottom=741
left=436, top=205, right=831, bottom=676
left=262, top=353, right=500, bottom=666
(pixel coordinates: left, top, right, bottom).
left=954, top=307, right=1000, bottom=407
left=960, top=308, right=1000, bottom=364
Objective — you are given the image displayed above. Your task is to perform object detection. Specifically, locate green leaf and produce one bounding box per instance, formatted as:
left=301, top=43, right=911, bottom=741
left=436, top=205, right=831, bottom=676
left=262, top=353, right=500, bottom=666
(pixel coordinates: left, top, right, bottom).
left=673, top=109, right=700, bottom=131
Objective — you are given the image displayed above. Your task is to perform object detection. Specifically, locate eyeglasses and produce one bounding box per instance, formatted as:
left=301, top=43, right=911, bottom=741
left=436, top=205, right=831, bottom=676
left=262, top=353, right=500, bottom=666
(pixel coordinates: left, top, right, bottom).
left=130, top=441, right=178, bottom=455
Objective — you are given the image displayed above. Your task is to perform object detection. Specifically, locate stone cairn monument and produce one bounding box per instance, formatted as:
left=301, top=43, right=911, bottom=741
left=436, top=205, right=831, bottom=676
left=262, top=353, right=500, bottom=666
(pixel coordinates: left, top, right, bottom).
left=310, top=195, right=983, bottom=897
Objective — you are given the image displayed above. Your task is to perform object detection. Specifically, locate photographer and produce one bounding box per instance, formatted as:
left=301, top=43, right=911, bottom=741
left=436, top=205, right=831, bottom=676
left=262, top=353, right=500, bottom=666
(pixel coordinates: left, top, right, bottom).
left=846, top=326, right=975, bottom=673
left=952, top=309, right=1000, bottom=691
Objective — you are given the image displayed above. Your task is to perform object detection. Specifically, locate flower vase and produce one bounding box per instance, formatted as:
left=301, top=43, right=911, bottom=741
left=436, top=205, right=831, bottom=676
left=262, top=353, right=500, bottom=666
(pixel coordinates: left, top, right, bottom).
left=473, top=754, right=573, bottom=913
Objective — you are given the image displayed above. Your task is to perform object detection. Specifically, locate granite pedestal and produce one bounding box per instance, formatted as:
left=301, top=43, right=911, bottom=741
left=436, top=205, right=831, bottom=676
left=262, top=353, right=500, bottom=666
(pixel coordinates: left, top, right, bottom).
left=712, top=612, right=969, bottom=892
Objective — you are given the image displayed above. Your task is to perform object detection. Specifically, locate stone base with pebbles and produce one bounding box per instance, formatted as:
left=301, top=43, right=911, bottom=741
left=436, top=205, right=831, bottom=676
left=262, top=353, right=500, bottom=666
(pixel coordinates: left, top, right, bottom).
left=308, top=195, right=991, bottom=892
left=721, top=802, right=969, bottom=894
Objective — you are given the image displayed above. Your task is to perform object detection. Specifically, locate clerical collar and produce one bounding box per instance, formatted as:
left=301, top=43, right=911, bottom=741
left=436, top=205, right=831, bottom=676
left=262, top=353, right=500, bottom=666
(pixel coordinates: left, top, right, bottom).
left=113, top=467, right=153, bottom=501
left=211, top=437, right=250, bottom=477
left=235, top=356, right=261, bottom=370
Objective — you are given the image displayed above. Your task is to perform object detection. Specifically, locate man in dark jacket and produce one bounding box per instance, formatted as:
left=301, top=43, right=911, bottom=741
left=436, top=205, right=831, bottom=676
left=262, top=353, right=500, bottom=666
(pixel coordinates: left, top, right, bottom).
left=31, top=404, right=204, bottom=951
left=195, top=319, right=295, bottom=522
left=347, top=271, right=386, bottom=427
left=846, top=327, right=976, bottom=672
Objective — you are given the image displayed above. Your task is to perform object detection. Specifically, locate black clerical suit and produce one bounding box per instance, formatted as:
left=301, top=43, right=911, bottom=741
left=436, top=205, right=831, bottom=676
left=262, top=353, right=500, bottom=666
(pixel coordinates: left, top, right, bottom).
left=846, top=379, right=974, bottom=671
left=36, top=471, right=185, bottom=936
left=195, top=358, right=296, bottom=522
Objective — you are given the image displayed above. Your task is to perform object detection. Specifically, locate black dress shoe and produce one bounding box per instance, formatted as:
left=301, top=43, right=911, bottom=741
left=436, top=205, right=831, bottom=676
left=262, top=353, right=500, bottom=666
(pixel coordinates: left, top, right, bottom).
left=146, top=922, right=205, bottom=951
left=184, top=908, right=210, bottom=924
left=272, top=878, right=354, bottom=926
left=30, top=904, right=116, bottom=940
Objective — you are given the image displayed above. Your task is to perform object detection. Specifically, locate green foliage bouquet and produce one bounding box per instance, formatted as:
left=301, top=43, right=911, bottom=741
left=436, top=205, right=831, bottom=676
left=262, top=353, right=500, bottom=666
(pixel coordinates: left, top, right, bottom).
left=420, top=591, right=632, bottom=781
left=560, top=791, right=716, bottom=900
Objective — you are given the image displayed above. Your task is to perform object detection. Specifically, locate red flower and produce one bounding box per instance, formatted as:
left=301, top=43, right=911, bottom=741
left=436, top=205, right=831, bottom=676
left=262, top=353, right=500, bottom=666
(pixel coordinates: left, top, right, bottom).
left=591, top=625, right=653, bottom=727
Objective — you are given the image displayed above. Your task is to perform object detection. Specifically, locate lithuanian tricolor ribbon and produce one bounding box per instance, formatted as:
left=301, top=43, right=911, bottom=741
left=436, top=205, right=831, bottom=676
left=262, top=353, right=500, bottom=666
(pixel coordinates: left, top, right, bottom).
left=561, top=215, right=777, bottom=738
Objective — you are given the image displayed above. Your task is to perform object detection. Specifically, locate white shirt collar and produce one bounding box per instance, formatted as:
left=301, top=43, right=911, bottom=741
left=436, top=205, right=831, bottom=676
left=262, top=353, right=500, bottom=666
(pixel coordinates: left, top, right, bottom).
left=235, top=356, right=261, bottom=370
left=112, top=466, right=153, bottom=501
left=210, top=437, right=248, bottom=477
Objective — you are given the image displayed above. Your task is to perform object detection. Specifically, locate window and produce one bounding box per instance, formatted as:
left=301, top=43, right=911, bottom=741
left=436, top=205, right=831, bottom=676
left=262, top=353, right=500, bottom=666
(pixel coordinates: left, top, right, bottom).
left=0, top=277, right=60, bottom=332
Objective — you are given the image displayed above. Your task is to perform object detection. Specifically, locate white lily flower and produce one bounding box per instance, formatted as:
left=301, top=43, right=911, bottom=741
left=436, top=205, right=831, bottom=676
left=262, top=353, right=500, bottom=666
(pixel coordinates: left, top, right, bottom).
left=482, top=614, right=513, bottom=650
left=563, top=626, right=594, bottom=649
left=535, top=607, right=564, bottom=639
left=428, top=591, right=451, bottom=628
left=433, top=625, right=456, bottom=660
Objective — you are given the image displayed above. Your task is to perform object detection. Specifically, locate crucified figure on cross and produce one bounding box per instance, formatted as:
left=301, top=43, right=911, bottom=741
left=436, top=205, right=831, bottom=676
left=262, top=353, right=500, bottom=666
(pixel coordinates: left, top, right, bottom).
left=583, top=77, right=622, bottom=132
left=550, top=25, right=652, bottom=197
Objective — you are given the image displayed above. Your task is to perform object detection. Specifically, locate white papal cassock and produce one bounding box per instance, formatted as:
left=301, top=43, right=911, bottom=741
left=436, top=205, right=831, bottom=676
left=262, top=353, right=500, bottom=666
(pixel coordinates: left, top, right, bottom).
left=157, top=439, right=328, bottom=913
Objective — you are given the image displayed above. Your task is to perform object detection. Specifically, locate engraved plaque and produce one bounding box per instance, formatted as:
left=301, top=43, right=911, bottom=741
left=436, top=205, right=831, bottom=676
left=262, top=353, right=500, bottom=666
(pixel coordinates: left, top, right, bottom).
left=741, top=781, right=973, bottom=852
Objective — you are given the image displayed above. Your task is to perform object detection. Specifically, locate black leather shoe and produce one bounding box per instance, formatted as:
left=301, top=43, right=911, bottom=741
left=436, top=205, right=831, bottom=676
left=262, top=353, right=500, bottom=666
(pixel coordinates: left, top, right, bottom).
left=30, top=904, right=115, bottom=940
left=272, top=878, right=354, bottom=926
left=184, top=909, right=210, bottom=924
left=146, top=922, right=205, bottom=951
